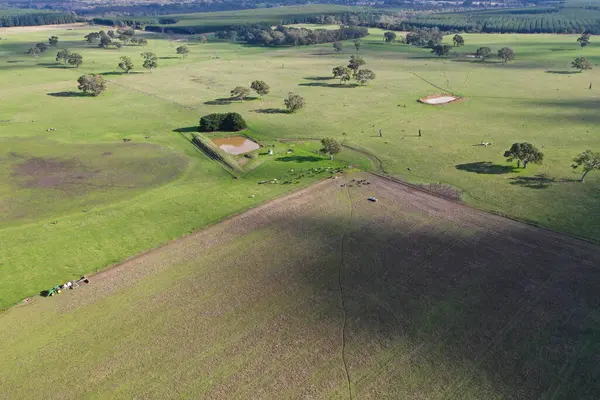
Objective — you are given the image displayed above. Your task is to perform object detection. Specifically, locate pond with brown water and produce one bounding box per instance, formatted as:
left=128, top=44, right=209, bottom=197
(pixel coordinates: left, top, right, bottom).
left=212, top=136, right=260, bottom=155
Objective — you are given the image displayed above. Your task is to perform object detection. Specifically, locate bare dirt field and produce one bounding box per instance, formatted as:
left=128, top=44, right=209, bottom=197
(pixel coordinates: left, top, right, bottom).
left=1, top=172, right=599, bottom=399
left=0, top=23, right=87, bottom=35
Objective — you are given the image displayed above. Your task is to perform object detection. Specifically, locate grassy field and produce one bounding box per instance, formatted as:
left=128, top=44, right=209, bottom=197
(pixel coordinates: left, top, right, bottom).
left=0, top=24, right=599, bottom=310
left=2, top=174, right=599, bottom=399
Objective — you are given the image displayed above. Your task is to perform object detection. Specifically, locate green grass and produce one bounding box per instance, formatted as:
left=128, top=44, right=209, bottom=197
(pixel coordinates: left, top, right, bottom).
left=0, top=25, right=599, bottom=308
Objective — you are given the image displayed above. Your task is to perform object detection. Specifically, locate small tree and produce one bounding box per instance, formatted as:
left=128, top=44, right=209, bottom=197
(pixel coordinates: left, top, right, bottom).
left=197, top=35, right=208, bottom=44
left=572, top=57, right=592, bottom=72
left=504, top=142, right=544, bottom=168
left=356, top=69, right=376, bottom=85
left=118, top=56, right=134, bottom=73
left=333, top=41, right=343, bottom=52
left=453, top=34, right=464, bottom=46
left=67, top=53, right=83, bottom=68
left=384, top=31, right=396, bottom=43
left=35, top=42, right=48, bottom=53
left=332, top=66, right=352, bottom=85
left=230, top=86, right=250, bottom=100
left=498, top=47, right=515, bottom=63
left=347, top=55, right=365, bottom=77
left=320, top=138, right=341, bottom=160
left=176, top=45, right=189, bottom=58
left=577, top=33, right=591, bottom=49
left=284, top=92, right=305, bottom=113
left=141, top=52, right=157, bottom=73
left=475, top=46, right=492, bottom=61
left=77, top=74, right=106, bottom=96
left=56, top=49, right=71, bottom=64
left=84, top=32, right=100, bottom=44
left=99, top=32, right=112, bottom=48
left=572, top=150, right=600, bottom=182
left=27, top=47, right=40, bottom=61
left=250, top=80, right=270, bottom=99
left=354, top=39, right=361, bottom=53
left=48, top=36, right=59, bottom=46
left=431, top=44, right=452, bottom=58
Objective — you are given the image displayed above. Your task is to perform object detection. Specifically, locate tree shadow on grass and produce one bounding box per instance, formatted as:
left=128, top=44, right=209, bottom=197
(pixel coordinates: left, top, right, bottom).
left=47, top=91, right=89, bottom=98
left=6, top=60, right=24, bottom=63
left=298, top=82, right=358, bottom=88
left=276, top=155, right=324, bottom=162
left=99, top=71, right=145, bottom=76
left=173, top=126, right=198, bottom=133
left=456, top=161, right=518, bottom=174
left=545, top=70, right=580, bottom=74
left=252, top=108, right=289, bottom=114
left=303, top=76, right=334, bottom=81
left=205, top=96, right=258, bottom=105
left=508, top=174, right=554, bottom=189
left=159, top=56, right=179, bottom=60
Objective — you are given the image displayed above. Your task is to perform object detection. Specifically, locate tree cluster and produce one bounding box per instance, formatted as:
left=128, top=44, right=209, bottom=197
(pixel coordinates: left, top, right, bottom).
left=55, top=49, right=83, bottom=67
left=332, top=55, right=376, bottom=85
left=504, top=143, right=543, bottom=169
left=199, top=112, right=247, bottom=132
left=0, top=11, right=75, bottom=28
left=77, top=74, right=107, bottom=96
left=216, top=25, right=368, bottom=47
left=572, top=57, right=592, bottom=71
left=405, top=28, right=443, bottom=47
left=84, top=29, right=147, bottom=49
left=229, top=80, right=270, bottom=101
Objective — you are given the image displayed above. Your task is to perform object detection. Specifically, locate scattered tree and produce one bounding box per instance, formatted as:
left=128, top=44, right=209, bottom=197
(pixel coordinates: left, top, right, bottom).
left=176, top=45, right=189, bottom=58
left=230, top=86, right=250, bottom=100
left=504, top=142, right=544, bottom=168
left=84, top=32, right=100, bottom=44
left=141, top=52, right=157, bottom=73
left=356, top=69, right=376, bottom=85
left=320, top=137, right=341, bottom=160
left=354, top=39, right=361, bottom=52
left=572, top=150, right=600, bottom=182
left=35, top=42, right=48, bottom=53
left=333, top=41, right=343, bottom=52
left=77, top=74, right=106, bottom=96
left=250, top=80, right=270, bottom=99
left=475, top=46, right=492, bottom=60
left=572, top=56, right=592, bottom=71
left=332, top=65, right=352, bottom=84
left=431, top=44, right=452, bottom=58
left=498, top=47, right=515, bottom=63
left=67, top=53, right=83, bottom=68
left=27, top=47, right=40, bottom=61
left=118, top=56, right=134, bottom=73
left=56, top=48, right=71, bottom=64
left=284, top=92, right=305, bottom=113
left=384, top=31, right=396, bottom=43
left=577, top=33, right=590, bottom=49
left=197, top=35, right=208, bottom=44
left=99, top=31, right=112, bottom=48
left=453, top=34, right=464, bottom=46
left=48, top=36, right=59, bottom=46
left=347, top=55, right=365, bottom=77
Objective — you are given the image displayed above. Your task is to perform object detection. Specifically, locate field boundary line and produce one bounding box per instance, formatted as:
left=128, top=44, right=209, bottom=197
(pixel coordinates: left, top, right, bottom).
left=409, top=71, right=455, bottom=95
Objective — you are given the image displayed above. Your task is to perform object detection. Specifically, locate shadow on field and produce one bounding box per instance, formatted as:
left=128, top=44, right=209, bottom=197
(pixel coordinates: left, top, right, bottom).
left=508, top=174, right=554, bottom=189
left=545, top=70, right=580, bottom=74
left=38, top=63, right=72, bottom=69
left=205, top=97, right=258, bottom=105
left=173, top=126, right=198, bottom=133
left=451, top=59, right=501, bottom=64
left=159, top=56, right=179, bottom=60
left=455, top=161, right=517, bottom=174
left=298, top=82, right=358, bottom=88
left=276, top=155, right=324, bottom=162
left=251, top=108, right=288, bottom=114
left=304, top=76, right=334, bottom=81
left=47, top=91, right=90, bottom=98
left=100, top=71, right=145, bottom=76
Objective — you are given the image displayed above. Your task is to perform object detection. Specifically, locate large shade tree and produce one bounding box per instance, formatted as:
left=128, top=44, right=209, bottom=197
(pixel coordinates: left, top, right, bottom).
left=77, top=74, right=106, bottom=96
left=504, top=142, right=544, bottom=168
left=572, top=150, right=600, bottom=182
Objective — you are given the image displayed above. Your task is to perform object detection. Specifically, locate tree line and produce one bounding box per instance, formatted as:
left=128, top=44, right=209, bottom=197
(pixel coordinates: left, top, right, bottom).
left=0, top=10, right=76, bottom=27
left=215, top=25, right=368, bottom=46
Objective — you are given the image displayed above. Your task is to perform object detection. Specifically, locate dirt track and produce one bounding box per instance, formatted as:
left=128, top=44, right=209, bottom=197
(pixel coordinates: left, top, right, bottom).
left=3, top=172, right=600, bottom=399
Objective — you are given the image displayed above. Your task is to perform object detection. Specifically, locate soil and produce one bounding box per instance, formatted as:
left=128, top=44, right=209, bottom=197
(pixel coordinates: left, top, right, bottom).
left=0, top=23, right=87, bottom=34
left=419, top=94, right=463, bottom=105
left=12, top=157, right=96, bottom=190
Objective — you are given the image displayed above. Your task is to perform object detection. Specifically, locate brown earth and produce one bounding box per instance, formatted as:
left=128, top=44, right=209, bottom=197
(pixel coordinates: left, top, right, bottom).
left=3, top=172, right=599, bottom=399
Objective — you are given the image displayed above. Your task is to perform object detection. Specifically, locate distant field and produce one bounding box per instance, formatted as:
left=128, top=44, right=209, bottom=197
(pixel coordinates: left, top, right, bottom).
left=0, top=23, right=599, bottom=309
left=2, top=174, right=599, bottom=399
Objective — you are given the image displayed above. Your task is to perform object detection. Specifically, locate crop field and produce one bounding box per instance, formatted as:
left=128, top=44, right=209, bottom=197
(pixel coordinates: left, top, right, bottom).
left=0, top=24, right=599, bottom=311
left=2, top=173, right=599, bottom=398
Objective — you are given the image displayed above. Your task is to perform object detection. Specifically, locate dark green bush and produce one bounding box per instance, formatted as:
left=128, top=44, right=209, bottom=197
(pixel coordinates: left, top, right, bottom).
left=199, top=112, right=247, bottom=132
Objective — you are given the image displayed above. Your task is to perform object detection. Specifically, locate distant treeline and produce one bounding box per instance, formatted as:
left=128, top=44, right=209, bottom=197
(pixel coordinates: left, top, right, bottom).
left=0, top=10, right=76, bottom=27
left=215, top=25, right=369, bottom=46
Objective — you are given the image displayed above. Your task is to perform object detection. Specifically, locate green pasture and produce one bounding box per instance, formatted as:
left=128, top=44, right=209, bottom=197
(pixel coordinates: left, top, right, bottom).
left=0, top=25, right=599, bottom=307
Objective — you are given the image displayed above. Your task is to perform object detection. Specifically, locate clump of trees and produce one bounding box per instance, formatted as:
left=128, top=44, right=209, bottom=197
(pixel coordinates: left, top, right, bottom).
left=141, top=52, right=157, bottom=72
left=572, top=57, right=592, bottom=72
left=498, top=47, right=515, bottom=63
left=475, top=46, right=492, bottom=60
left=572, top=150, right=600, bottom=182
left=284, top=93, right=305, bottom=113
left=384, top=31, right=396, bottom=43
left=504, top=142, right=544, bottom=168
left=77, top=74, right=106, bottom=96
left=48, top=36, right=59, bottom=46
left=453, top=34, right=464, bottom=46
left=176, top=45, right=189, bottom=58
left=405, top=28, right=442, bottom=47
left=84, top=29, right=147, bottom=49
left=332, top=55, right=376, bottom=86
left=199, top=112, right=247, bottom=132
left=577, top=33, right=590, bottom=49
left=55, top=49, right=82, bottom=67
left=215, top=25, right=368, bottom=47
left=321, top=138, right=341, bottom=160
left=431, top=44, right=452, bottom=58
